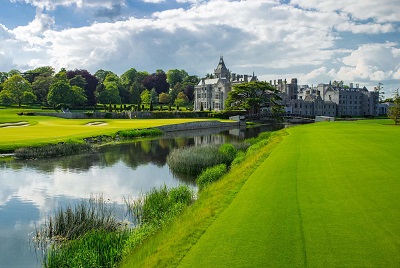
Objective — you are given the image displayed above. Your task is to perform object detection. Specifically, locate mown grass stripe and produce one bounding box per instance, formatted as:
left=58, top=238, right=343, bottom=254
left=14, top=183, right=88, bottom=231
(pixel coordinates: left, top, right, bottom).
left=178, top=121, right=400, bottom=267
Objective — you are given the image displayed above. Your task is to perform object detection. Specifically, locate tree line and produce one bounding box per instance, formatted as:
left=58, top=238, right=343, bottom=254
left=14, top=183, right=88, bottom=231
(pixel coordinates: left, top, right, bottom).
left=0, top=67, right=199, bottom=109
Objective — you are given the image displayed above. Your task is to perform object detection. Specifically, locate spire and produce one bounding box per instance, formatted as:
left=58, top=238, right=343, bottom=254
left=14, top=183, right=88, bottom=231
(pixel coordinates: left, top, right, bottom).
left=214, top=56, right=229, bottom=78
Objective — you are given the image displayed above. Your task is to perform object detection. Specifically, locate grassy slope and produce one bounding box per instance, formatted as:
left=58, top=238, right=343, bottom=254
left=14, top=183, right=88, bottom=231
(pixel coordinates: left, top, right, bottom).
left=0, top=108, right=209, bottom=152
left=119, top=129, right=285, bottom=268
left=177, top=120, right=400, bottom=267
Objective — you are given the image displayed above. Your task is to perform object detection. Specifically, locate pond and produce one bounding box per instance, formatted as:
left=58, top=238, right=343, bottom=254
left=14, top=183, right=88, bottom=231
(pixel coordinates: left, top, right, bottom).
left=0, top=124, right=281, bottom=267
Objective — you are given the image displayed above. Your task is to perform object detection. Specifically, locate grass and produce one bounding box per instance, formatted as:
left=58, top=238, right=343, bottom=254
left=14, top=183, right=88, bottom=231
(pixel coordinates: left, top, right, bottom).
left=166, top=143, right=243, bottom=175
left=196, top=164, right=227, bottom=190
left=120, top=120, right=400, bottom=267
left=119, top=128, right=284, bottom=267
left=177, top=120, right=400, bottom=267
left=0, top=108, right=211, bottom=153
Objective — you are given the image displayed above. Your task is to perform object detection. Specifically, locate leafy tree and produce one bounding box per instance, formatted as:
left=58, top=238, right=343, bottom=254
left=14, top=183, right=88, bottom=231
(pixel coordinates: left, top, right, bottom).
left=158, top=92, right=170, bottom=104
left=167, top=69, right=188, bottom=88
left=135, top=71, right=150, bottom=84
left=388, top=89, right=400, bottom=125
left=120, top=68, right=137, bottom=87
left=142, top=71, right=170, bottom=95
left=54, top=68, right=68, bottom=82
left=225, top=81, right=282, bottom=114
left=150, top=88, right=158, bottom=104
left=47, top=80, right=87, bottom=107
left=69, top=75, right=87, bottom=89
left=94, top=69, right=115, bottom=84
left=23, top=66, right=54, bottom=83
left=130, top=82, right=144, bottom=105
left=0, top=90, right=14, bottom=105
left=67, top=70, right=98, bottom=105
left=0, top=72, right=8, bottom=84
left=174, top=92, right=189, bottom=107
left=170, top=82, right=184, bottom=104
left=31, top=68, right=54, bottom=104
left=98, top=80, right=121, bottom=105
left=140, top=89, right=151, bottom=106
left=1, top=74, right=36, bottom=106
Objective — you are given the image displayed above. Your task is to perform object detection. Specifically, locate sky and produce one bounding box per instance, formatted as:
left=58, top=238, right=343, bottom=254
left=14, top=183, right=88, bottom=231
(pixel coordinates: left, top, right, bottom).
left=0, top=0, right=399, bottom=96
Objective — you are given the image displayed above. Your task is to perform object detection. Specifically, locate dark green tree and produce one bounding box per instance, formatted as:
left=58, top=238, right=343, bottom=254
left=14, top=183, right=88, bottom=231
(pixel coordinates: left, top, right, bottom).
left=225, top=81, right=282, bottom=114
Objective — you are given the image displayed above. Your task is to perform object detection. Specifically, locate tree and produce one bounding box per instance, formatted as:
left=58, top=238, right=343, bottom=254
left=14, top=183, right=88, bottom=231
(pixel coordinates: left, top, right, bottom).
left=140, top=89, right=151, bottom=106
left=47, top=80, right=87, bottom=107
left=225, top=81, right=282, bottom=114
left=130, top=82, right=144, bottom=105
left=150, top=88, right=158, bottom=104
left=142, top=71, right=170, bottom=95
left=120, top=68, right=137, bottom=88
left=174, top=91, right=189, bottom=107
left=170, top=82, right=184, bottom=104
left=97, top=81, right=121, bottom=105
left=2, top=74, right=36, bottom=106
left=388, top=89, right=400, bottom=125
left=167, top=69, right=188, bottom=88
left=67, top=69, right=98, bottom=105
left=374, top=82, right=385, bottom=102
left=158, top=92, right=170, bottom=104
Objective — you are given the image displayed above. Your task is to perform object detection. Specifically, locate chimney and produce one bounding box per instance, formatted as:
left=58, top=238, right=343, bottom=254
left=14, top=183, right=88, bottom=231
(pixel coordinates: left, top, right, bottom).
left=350, top=83, right=353, bottom=88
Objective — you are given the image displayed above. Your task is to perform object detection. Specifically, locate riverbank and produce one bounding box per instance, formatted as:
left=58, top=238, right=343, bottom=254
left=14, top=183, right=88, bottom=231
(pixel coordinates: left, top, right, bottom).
left=0, top=108, right=237, bottom=153
left=121, top=119, right=400, bottom=267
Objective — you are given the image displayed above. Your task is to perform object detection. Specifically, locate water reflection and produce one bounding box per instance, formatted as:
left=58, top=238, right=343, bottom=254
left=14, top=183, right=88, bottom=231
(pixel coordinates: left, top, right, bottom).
left=0, top=124, right=283, bottom=267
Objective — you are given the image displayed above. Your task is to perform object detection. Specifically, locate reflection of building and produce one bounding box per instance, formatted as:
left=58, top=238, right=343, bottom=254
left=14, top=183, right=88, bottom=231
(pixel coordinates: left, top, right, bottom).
left=194, top=57, right=257, bottom=111
left=275, top=80, right=379, bottom=117
left=193, top=134, right=228, bottom=146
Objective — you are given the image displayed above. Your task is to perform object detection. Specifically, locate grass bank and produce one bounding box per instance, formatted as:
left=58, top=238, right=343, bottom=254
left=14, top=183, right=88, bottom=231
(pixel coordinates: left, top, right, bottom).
left=177, top=119, right=400, bottom=267
left=121, top=119, right=400, bottom=267
left=120, top=126, right=286, bottom=267
left=0, top=108, right=211, bottom=153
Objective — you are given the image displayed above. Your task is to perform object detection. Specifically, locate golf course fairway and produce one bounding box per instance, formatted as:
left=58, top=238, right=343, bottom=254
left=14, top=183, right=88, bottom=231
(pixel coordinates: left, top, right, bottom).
left=177, top=120, right=400, bottom=267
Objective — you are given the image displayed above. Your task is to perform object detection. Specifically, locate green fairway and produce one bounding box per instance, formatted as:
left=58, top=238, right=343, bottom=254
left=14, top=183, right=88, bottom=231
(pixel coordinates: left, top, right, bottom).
left=177, top=120, right=400, bottom=267
left=0, top=108, right=209, bottom=152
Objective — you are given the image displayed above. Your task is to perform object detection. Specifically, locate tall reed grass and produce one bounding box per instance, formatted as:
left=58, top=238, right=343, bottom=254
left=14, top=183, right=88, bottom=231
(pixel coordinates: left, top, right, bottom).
left=33, top=195, right=122, bottom=267
left=116, top=128, right=162, bottom=139
left=167, top=143, right=246, bottom=176
left=196, top=164, right=227, bottom=190
left=15, top=141, right=93, bottom=159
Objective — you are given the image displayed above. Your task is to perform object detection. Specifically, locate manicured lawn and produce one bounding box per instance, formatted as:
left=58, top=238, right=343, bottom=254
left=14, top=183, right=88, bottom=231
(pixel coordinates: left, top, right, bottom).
left=177, top=120, right=400, bottom=267
left=0, top=108, right=209, bottom=152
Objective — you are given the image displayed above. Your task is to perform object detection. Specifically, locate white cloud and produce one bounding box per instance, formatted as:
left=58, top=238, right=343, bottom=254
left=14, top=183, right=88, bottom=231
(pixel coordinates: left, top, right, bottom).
left=11, top=0, right=124, bottom=11
left=143, top=0, right=165, bottom=3
left=290, top=0, right=400, bottom=23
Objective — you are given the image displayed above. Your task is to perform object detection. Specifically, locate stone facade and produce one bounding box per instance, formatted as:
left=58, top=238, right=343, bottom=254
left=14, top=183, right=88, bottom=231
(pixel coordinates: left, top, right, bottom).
left=276, top=80, right=379, bottom=117
left=194, top=57, right=257, bottom=111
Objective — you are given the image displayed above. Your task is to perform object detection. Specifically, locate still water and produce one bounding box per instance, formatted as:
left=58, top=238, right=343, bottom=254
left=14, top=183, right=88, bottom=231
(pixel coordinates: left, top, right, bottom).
left=0, top=125, right=279, bottom=267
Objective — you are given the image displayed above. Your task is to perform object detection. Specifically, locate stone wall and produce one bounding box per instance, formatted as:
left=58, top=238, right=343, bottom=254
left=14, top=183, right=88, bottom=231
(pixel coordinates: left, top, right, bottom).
left=157, top=121, right=239, bottom=132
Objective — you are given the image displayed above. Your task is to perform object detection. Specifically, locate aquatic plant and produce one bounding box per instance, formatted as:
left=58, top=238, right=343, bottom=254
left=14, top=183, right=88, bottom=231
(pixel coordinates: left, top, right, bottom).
left=14, top=141, right=93, bottom=159
left=196, top=164, right=227, bottom=190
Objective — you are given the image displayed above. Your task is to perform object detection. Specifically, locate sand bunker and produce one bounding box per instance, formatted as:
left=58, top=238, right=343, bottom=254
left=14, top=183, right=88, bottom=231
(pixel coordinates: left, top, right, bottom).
left=85, top=122, right=108, bottom=126
left=0, top=121, right=30, bottom=128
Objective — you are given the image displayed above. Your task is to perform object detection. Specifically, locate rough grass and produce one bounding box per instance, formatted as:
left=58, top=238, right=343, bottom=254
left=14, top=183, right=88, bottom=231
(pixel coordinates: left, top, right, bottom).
left=0, top=108, right=210, bottom=153
left=178, top=120, right=400, bottom=267
left=196, top=164, right=227, bottom=190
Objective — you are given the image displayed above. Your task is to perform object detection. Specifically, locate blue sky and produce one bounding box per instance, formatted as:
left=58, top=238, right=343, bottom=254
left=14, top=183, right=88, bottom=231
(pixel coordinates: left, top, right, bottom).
left=0, top=0, right=399, bottom=95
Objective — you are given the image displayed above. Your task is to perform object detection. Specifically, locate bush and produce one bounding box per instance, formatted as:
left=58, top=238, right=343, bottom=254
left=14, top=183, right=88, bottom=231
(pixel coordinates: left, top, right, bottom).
left=196, top=164, right=227, bottom=190
left=218, top=143, right=238, bottom=164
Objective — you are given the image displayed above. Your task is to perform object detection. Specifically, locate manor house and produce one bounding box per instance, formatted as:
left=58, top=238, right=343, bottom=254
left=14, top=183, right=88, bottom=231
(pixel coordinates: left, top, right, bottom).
left=195, top=57, right=379, bottom=117
left=194, top=57, right=257, bottom=111
left=274, top=79, right=379, bottom=117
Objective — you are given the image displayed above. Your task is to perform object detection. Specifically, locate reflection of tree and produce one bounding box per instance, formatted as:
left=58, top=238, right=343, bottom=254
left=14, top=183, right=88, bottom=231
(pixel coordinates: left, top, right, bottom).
left=6, top=126, right=281, bottom=174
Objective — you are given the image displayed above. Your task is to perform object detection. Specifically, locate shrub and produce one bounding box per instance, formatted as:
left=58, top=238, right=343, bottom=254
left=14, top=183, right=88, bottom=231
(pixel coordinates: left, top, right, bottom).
left=218, top=143, right=238, bottom=164
left=196, top=164, right=227, bottom=190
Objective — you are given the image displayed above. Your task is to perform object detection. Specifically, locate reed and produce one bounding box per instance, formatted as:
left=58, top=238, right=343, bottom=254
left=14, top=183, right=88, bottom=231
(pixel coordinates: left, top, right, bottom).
left=116, top=128, right=162, bottom=139
left=196, top=164, right=227, bottom=190
left=126, top=185, right=193, bottom=227
left=167, top=143, right=244, bottom=176
left=15, top=141, right=93, bottom=159
left=45, top=229, right=130, bottom=268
